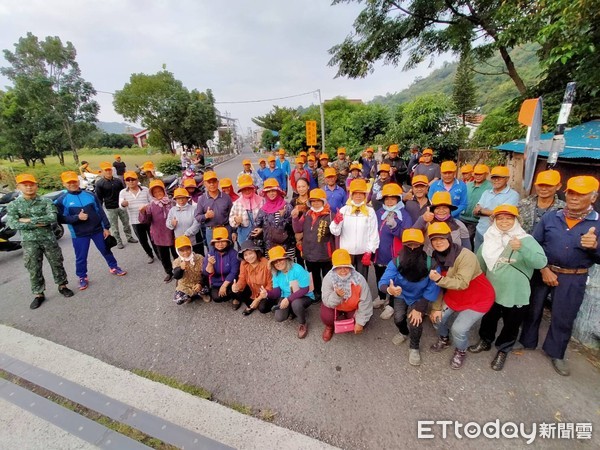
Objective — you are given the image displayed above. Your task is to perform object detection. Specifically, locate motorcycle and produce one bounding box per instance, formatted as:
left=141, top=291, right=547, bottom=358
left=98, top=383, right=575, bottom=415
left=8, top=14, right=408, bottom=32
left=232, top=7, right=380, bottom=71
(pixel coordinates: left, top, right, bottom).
left=163, top=165, right=206, bottom=198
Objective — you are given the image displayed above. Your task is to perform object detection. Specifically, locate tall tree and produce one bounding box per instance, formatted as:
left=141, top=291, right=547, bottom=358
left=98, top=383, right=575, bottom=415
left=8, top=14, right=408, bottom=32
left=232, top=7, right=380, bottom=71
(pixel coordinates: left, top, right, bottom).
left=328, top=0, right=541, bottom=95
left=1, top=32, right=99, bottom=164
left=252, top=106, right=298, bottom=131
left=453, top=51, right=477, bottom=125
left=173, top=89, right=218, bottom=150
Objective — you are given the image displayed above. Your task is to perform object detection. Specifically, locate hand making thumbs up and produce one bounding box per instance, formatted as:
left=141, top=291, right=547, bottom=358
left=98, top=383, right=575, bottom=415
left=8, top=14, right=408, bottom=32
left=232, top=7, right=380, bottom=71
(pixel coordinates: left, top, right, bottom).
left=422, top=206, right=434, bottom=223
left=78, top=209, right=88, bottom=221
left=205, top=207, right=215, bottom=219
left=231, top=278, right=239, bottom=293
left=581, top=226, right=597, bottom=249
left=509, top=236, right=521, bottom=251
left=387, top=279, right=402, bottom=297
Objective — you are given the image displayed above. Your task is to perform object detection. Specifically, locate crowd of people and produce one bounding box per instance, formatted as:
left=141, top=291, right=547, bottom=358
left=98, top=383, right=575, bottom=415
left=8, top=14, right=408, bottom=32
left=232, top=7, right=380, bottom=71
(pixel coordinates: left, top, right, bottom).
left=7, top=146, right=599, bottom=377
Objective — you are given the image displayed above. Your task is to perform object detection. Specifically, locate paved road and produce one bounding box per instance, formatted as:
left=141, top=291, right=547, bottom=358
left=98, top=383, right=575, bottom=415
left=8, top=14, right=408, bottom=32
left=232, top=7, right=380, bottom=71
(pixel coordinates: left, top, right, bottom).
left=1, top=151, right=599, bottom=449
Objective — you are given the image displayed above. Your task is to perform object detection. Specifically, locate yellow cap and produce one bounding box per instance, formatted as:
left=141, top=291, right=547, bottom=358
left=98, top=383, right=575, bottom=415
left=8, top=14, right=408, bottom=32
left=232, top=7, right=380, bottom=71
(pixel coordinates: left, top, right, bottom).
left=173, top=188, right=190, bottom=198
left=378, top=163, right=391, bottom=173
left=349, top=179, right=368, bottom=193
left=490, top=166, right=510, bottom=177
left=473, top=164, right=489, bottom=174
left=114, top=155, right=121, bottom=159
left=388, top=144, right=399, bottom=153
left=175, top=235, right=192, bottom=249
left=319, top=153, right=330, bottom=160
left=267, top=156, right=276, bottom=162
left=402, top=229, right=425, bottom=244
left=268, top=245, right=288, bottom=263
left=422, top=148, right=433, bottom=155
left=263, top=178, right=281, bottom=191
left=534, top=170, right=561, bottom=186
left=460, top=164, right=474, bottom=174
left=440, top=161, right=457, bottom=173
left=61, top=171, right=79, bottom=183
left=259, top=158, right=266, bottom=163
left=183, top=178, right=196, bottom=188
left=411, top=175, right=429, bottom=186
left=203, top=171, right=218, bottom=182
left=99, top=162, right=112, bottom=171
left=237, top=174, right=254, bottom=191
left=337, top=147, right=346, bottom=155
left=15, top=174, right=37, bottom=184
left=381, top=183, right=403, bottom=198
left=307, top=155, right=316, bottom=162
left=242, top=159, right=252, bottom=166
left=309, top=188, right=327, bottom=201
left=308, top=148, right=316, bottom=154
left=492, top=204, right=519, bottom=217
left=331, top=248, right=353, bottom=268
left=295, top=157, right=304, bottom=164
left=210, top=227, right=230, bottom=244
left=350, top=163, right=362, bottom=171
left=299, top=151, right=307, bottom=157
left=427, top=222, right=452, bottom=237
left=365, top=147, right=374, bottom=153
left=142, top=161, right=155, bottom=171
left=324, top=167, right=337, bottom=178
left=219, top=178, right=233, bottom=189
left=278, top=149, right=286, bottom=155
left=566, top=176, right=599, bottom=194
left=431, top=191, right=457, bottom=210
left=123, top=171, right=138, bottom=180
left=149, top=179, right=165, bottom=191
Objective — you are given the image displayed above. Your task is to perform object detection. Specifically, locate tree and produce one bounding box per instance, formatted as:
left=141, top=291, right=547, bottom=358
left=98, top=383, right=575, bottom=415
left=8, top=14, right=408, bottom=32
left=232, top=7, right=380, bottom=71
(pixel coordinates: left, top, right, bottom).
left=260, top=130, right=279, bottom=151
left=1, top=32, right=99, bottom=164
left=453, top=51, right=477, bottom=125
left=252, top=106, right=298, bottom=131
left=172, top=89, right=218, bottom=150
left=328, top=0, right=543, bottom=95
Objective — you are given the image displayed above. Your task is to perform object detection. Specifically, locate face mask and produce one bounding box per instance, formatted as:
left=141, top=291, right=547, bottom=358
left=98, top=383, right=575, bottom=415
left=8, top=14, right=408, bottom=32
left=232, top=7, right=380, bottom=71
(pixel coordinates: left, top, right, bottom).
left=351, top=200, right=365, bottom=207
left=434, top=213, right=450, bottom=221
left=311, top=206, right=324, bottom=213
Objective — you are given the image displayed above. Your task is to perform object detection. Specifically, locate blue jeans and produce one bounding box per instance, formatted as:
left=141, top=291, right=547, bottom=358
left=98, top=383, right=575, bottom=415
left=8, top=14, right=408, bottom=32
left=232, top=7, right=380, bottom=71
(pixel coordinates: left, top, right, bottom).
left=437, top=306, right=485, bottom=351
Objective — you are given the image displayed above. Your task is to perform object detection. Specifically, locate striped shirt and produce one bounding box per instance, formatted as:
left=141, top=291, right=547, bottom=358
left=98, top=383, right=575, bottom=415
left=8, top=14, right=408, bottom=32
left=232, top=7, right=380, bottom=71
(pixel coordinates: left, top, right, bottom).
left=119, top=186, right=151, bottom=225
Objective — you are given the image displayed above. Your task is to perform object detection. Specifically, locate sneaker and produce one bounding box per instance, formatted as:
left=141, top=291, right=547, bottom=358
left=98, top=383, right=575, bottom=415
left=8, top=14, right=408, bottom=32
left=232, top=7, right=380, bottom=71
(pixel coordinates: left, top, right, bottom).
left=58, top=285, right=74, bottom=297
left=491, top=351, right=507, bottom=371
left=109, top=267, right=127, bottom=276
left=392, top=333, right=408, bottom=346
left=79, top=277, right=89, bottom=290
left=176, top=299, right=185, bottom=305
left=409, top=349, right=421, bottom=366
left=450, top=349, right=467, bottom=369
left=380, top=305, right=394, bottom=320
left=200, top=286, right=210, bottom=295
left=430, top=336, right=450, bottom=352
left=468, top=340, right=492, bottom=353
left=147, top=256, right=154, bottom=264
left=127, top=237, right=139, bottom=243
left=551, top=358, right=570, bottom=376
left=30, top=295, right=45, bottom=310
left=372, top=298, right=386, bottom=309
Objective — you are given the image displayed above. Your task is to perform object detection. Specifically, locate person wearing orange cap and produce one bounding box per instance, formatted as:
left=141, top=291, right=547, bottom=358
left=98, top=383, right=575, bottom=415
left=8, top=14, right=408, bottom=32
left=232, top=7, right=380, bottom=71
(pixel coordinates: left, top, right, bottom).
left=517, top=169, right=565, bottom=234
left=473, top=166, right=520, bottom=250
left=330, top=179, right=380, bottom=279
left=368, top=163, right=393, bottom=213
left=460, top=164, right=492, bottom=248
left=320, top=248, right=374, bottom=342
left=290, top=157, right=309, bottom=197
left=238, top=159, right=263, bottom=190
left=427, top=222, right=495, bottom=370
left=172, top=235, right=205, bottom=305
left=344, top=162, right=364, bottom=191
left=55, top=171, right=127, bottom=290
left=468, top=205, right=547, bottom=371
left=95, top=162, right=137, bottom=249
left=167, top=188, right=203, bottom=255
left=138, top=161, right=157, bottom=187
left=228, top=174, right=264, bottom=248
left=305, top=155, right=319, bottom=189
left=413, top=148, right=440, bottom=183
left=460, top=164, right=474, bottom=183
left=290, top=178, right=311, bottom=265
left=406, top=144, right=421, bottom=176
left=256, top=158, right=268, bottom=182
left=182, top=178, right=202, bottom=203
left=7, top=174, right=74, bottom=308
left=202, top=227, right=240, bottom=305
left=275, top=149, right=291, bottom=193
left=139, top=180, right=176, bottom=283
left=331, top=148, right=351, bottom=188
left=519, top=175, right=600, bottom=376
left=316, top=153, right=331, bottom=188
left=383, top=144, right=409, bottom=186
left=113, top=155, right=126, bottom=180
left=358, top=147, right=377, bottom=180
left=428, top=161, right=468, bottom=218
left=323, top=167, right=347, bottom=214
left=378, top=229, right=441, bottom=365
left=79, top=161, right=93, bottom=176
left=194, top=171, right=233, bottom=248
left=220, top=178, right=239, bottom=203
left=292, top=188, right=336, bottom=301
left=404, top=175, right=432, bottom=223
left=263, top=156, right=287, bottom=191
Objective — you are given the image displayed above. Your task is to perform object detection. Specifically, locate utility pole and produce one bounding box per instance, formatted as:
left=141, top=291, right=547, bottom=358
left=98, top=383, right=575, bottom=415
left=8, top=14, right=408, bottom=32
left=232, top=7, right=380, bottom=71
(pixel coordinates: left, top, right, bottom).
left=318, top=89, right=326, bottom=153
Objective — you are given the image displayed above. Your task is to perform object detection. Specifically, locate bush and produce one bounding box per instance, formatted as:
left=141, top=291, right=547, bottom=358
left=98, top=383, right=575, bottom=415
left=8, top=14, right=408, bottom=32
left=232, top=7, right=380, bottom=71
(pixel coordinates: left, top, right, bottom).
left=14, top=165, right=78, bottom=193
left=158, top=157, right=183, bottom=176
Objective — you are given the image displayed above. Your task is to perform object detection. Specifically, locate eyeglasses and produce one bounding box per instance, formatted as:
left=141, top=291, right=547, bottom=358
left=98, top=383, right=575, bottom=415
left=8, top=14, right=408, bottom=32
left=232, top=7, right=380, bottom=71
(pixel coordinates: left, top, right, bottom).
left=125, top=178, right=137, bottom=182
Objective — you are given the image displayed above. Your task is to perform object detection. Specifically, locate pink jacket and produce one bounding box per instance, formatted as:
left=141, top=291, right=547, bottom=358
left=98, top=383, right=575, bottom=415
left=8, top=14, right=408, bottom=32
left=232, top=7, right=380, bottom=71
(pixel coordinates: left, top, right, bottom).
left=139, top=202, right=175, bottom=246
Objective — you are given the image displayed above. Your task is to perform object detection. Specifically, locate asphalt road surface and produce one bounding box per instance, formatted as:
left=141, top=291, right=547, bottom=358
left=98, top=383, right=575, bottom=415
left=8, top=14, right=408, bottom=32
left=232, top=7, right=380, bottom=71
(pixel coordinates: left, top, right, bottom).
left=1, top=151, right=598, bottom=449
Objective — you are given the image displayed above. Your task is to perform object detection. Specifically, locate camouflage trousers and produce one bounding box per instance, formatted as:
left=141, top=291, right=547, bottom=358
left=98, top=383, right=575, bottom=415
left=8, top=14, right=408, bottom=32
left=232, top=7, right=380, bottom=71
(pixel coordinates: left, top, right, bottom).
left=22, top=238, right=68, bottom=295
left=105, top=207, right=133, bottom=244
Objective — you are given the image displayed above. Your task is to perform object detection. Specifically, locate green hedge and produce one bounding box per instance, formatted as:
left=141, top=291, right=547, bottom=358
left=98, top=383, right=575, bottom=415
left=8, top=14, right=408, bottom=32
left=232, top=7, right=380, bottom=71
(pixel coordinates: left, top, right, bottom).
left=158, top=157, right=183, bottom=176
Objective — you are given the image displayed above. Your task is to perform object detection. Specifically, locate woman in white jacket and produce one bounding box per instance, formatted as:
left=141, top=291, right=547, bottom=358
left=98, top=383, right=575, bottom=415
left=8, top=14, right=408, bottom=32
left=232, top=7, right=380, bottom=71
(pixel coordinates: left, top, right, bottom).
left=330, top=178, right=380, bottom=280
left=166, top=188, right=202, bottom=255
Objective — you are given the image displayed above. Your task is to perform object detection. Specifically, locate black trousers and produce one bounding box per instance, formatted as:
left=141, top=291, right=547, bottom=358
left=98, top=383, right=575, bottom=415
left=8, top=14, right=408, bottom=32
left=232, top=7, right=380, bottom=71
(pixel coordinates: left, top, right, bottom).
left=350, top=253, right=369, bottom=281
left=234, top=286, right=253, bottom=306
left=155, top=245, right=176, bottom=275
left=132, top=223, right=156, bottom=258
left=374, top=264, right=388, bottom=300
left=479, top=302, right=527, bottom=352
left=305, top=260, right=332, bottom=301
left=394, top=299, right=423, bottom=350
left=210, top=285, right=234, bottom=303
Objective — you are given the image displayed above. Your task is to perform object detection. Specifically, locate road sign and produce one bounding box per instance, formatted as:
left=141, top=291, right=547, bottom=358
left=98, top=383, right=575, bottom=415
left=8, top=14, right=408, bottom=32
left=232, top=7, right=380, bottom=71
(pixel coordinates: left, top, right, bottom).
left=305, top=121, right=317, bottom=146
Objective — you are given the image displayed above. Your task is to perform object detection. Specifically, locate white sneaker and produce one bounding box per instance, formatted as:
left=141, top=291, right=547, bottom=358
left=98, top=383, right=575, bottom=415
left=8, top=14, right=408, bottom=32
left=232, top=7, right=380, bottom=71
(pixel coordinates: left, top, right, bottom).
left=409, top=349, right=421, bottom=366
left=392, top=333, right=408, bottom=346
left=372, top=298, right=386, bottom=309
left=380, top=305, right=394, bottom=320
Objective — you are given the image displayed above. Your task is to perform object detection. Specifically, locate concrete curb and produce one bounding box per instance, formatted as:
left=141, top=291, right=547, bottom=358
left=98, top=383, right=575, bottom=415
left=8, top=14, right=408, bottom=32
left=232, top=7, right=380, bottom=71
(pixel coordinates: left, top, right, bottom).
left=0, top=325, right=337, bottom=450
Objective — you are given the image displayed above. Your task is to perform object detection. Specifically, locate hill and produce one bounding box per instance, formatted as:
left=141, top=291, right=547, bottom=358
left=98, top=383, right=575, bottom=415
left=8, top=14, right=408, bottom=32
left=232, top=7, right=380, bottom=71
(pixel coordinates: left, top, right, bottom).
left=370, top=44, right=542, bottom=113
left=96, top=121, right=143, bottom=134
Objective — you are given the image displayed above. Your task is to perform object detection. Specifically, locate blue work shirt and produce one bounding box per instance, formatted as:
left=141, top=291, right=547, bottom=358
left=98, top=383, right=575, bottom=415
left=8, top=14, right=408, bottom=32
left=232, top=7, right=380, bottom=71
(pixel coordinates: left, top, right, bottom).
left=475, top=186, right=520, bottom=236
left=276, top=158, right=291, bottom=177
left=428, top=178, right=468, bottom=218
left=263, top=167, right=287, bottom=191
left=325, top=184, right=347, bottom=214
left=533, top=209, right=600, bottom=269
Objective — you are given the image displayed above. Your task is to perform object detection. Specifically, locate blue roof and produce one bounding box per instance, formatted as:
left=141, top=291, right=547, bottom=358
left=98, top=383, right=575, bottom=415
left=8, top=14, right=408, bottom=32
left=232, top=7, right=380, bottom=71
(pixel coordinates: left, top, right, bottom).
left=496, top=120, right=600, bottom=160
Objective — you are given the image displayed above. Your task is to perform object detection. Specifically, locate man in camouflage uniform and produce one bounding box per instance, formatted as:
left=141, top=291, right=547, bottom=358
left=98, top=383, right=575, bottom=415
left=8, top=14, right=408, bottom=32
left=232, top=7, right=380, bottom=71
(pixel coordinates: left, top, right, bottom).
left=6, top=174, right=74, bottom=309
left=331, top=147, right=350, bottom=188
left=518, top=169, right=566, bottom=234
left=316, top=153, right=330, bottom=188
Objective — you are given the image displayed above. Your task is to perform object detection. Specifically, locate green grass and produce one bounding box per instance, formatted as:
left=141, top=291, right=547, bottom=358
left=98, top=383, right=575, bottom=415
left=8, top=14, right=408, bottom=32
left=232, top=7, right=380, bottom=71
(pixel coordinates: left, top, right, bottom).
left=224, top=401, right=253, bottom=416
left=132, top=369, right=213, bottom=400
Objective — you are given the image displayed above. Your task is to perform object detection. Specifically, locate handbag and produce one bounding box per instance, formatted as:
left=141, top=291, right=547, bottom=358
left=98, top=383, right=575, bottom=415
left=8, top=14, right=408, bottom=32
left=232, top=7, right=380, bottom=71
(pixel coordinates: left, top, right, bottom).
left=104, top=234, right=118, bottom=250
left=334, top=309, right=355, bottom=334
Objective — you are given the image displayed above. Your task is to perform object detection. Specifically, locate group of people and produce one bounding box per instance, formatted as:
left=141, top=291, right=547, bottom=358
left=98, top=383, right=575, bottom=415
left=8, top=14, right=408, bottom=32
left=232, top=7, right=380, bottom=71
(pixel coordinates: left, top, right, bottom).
left=7, top=146, right=599, bottom=377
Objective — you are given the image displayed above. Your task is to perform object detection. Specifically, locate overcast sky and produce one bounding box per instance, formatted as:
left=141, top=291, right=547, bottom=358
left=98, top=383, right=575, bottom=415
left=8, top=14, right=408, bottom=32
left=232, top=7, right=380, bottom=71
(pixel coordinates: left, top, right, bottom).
left=0, top=0, right=450, bottom=133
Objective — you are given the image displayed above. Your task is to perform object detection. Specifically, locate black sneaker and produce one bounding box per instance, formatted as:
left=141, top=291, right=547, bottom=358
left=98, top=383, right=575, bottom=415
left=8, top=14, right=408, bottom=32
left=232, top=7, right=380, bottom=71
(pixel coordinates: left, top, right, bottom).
left=491, top=351, right=507, bottom=371
left=468, top=340, right=492, bottom=353
left=58, top=285, right=74, bottom=297
left=30, top=295, right=45, bottom=309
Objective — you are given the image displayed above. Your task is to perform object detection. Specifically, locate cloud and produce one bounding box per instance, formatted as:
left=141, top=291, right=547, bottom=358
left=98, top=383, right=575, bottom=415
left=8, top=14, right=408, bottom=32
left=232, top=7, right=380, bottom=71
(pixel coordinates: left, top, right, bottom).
left=0, top=0, right=449, bottom=132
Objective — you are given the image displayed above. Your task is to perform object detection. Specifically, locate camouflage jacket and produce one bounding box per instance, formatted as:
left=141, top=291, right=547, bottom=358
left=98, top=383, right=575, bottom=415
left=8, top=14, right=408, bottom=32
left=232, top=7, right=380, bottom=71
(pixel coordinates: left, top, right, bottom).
left=518, top=194, right=566, bottom=234
left=6, top=196, right=58, bottom=242
left=331, top=159, right=350, bottom=187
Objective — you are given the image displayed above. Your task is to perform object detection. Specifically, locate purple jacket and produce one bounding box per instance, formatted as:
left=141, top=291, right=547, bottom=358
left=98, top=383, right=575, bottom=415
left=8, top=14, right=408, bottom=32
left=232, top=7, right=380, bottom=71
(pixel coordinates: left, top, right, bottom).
left=374, top=207, right=412, bottom=265
left=139, top=202, right=174, bottom=246
left=202, top=246, right=240, bottom=288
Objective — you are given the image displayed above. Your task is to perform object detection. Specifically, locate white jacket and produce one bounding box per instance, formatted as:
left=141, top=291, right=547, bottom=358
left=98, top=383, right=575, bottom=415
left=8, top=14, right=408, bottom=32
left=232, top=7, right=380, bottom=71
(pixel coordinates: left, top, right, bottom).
left=329, top=204, right=380, bottom=255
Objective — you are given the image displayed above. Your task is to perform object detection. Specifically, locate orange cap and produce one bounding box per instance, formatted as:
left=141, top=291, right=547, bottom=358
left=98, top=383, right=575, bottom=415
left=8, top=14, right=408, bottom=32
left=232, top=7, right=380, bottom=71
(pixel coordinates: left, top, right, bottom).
left=490, top=166, right=510, bottom=177
left=534, top=170, right=561, bottom=186
left=267, top=156, right=276, bottom=162
left=388, top=144, right=399, bottom=153
left=203, top=171, right=218, bottom=182
left=237, top=174, right=255, bottom=191
left=331, top=249, right=353, bottom=268
left=175, top=235, right=192, bottom=249
left=61, top=171, right=79, bottom=183
left=324, top=167, right=337, bottom=178
left=210, top=227, right=230, bottom=244
left=402, top=228, right=425, bottom=244
left=422, top=148, right=433, bottom=155
left=473, top=164, right=489, bottom=174
left=99, top=162, right=112, bottom=171
left=123, top=171, right=138, bottom=180
left=278, top=149, right=286, bottom=155
left=173, top=187, right=190, bottom=198
left=381, top=183, right=403, bottom=198
left=349, top=179, right=368, bottom=194
left=492, top=204, right=519, bottom=217
left=440, top=161, right=457, bottom=173
left=308, top=147, right=317, bottom=154
left=263, top=178, right=281, bottom=191
left=114, top=155, right=121, bottom=159
left=319, top=153, right=330, bottom=160
left=142, top=161, right=155, bottom=171
left=337, top=147, right=346, bottom=155
left=219, top=178, right=233, bottom=189
left=566, top=176, right=599, bottom=194
left=460, top=164, right=474, bottom=174
left=299, top=151, right=307, bottom=157
left=350, top=163, right=362, bottom=171
left=378, top=163, right=391, bottom=173
left=15, top=174, right=37, bottom=184
left=411, top=175, right=429, bottom=186
left=309, top=188, right=327, bottom=201
left=183, top=178, right=196, bottom=188
left=295, top=157, right=304, bottom=164
left=259, top=158, right=266, bottom=164
left=242, top=159, right=252, bottom=166
left=365, top=147, right=374, bottom=153
left=427, top=221, right=452, bottom=237
left=307, top=155, right=316, bottom=162
left=149, top=179, right=165, bottom=191
left=268, top=245, right=289, bottom=264
left=431, top=191, right=457, bottom=210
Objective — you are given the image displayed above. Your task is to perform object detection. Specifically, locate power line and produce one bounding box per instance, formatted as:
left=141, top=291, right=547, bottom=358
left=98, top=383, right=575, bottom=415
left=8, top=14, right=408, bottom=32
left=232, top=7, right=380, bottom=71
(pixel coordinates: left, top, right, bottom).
left=214, top=90, right=319, bottom=104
